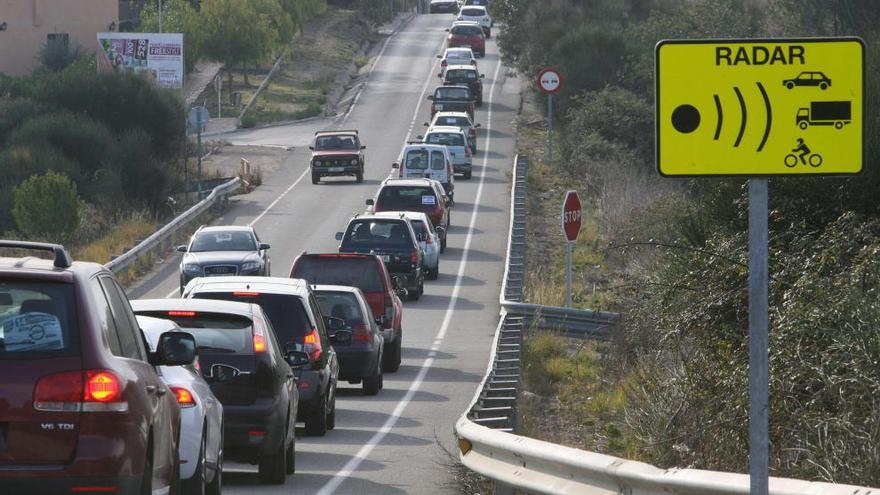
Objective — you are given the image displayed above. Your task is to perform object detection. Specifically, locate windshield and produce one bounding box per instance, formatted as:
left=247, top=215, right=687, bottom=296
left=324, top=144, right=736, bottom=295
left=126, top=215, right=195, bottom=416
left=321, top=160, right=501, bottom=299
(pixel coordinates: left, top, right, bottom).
left=0, top=282, right=77, bottom=359
left=426, top=132, right=465, bottom=146
left=451, top=25, right=482, bottom=36
left=435, top=87, right=471, bottom=100
left=461, top=8, right=485, bottom=16
left=446, top=69, right=478, bottom=82
left=193, top=292, right=312, bottom=345
left=377, top=186, right=438, bottom=209
left=314, top=134, right=358, bottom=150
left=405, top=150, right=429, bottom=170
left=190, top=230, right=256, bottom=252
left=140, top=312, right=254, bottom=354
left=342, top=220, right=415, bottom=248
left=293, top=257, right=385, bottom=292
left=315, top=292, right=367, bottom=326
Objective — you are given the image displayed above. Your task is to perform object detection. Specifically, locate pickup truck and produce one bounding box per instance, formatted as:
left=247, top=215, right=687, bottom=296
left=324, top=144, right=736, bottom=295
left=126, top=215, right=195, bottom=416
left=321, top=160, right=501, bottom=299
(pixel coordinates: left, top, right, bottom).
left=427, top=85, right=475, bottom=120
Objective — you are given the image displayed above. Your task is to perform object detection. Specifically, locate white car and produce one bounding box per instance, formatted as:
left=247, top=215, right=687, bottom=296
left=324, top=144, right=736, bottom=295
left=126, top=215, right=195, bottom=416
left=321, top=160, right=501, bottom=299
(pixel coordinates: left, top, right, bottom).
left=373, top=211, right=442, bottom=277
left=420, top=125, right=473, bottom=179
left=437, top=47, right=477, bottom=75
left=394, top=142, right=455, bottom=201
left=456, top=5, right=492, bottom=37
left=137, top=315, right=224, bottom=495
left=427, top=111, right=481, bottom=153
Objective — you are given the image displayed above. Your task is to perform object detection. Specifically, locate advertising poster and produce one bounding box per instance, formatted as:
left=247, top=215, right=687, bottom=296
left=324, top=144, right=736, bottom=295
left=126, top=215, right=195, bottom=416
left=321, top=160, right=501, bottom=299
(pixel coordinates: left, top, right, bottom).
left=97, top=32, right=184, bottom=89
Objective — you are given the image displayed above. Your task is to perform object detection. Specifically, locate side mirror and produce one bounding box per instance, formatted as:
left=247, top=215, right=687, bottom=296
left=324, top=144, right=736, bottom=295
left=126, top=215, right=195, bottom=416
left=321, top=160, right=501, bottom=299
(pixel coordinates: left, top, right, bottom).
left=335, top=232, right=344, bottom=241
left=366, top=198, right=375, bottom=206
left=176, top=245, right=187, bottom=253
left=480, top=74, right=485, bottom=78
left=436, top=226, right=446, bottom=236
left=285, top=350, right=310, bottom=368
left=259, top=243, right=271, bottom=250
left=208, top=363, right=241, bottom=382
left=361, top=145, right=367, bottom=149
left=427, top=95, right=434, bottom=100
left=417, top=135, right=424, bottom=140
left=392, top=162, right=400, bottom=169
left=331, top=330, right=352, bottom=346
left=154, top=331, right=196, bottom=366
left=325, top=316, right=346, bottom=332
left=308, top=145, right=314, bottom=151
left=436, top=54, right=442, bottom=59
left=474, top=123, right=482, bottom=128
left=375, top=315, right=388, bottom=327
left=423, top=122, right=429, bottom=127
left=437, top=73, right=443, bottom=78
left=445, top=28, right=450, bottom=32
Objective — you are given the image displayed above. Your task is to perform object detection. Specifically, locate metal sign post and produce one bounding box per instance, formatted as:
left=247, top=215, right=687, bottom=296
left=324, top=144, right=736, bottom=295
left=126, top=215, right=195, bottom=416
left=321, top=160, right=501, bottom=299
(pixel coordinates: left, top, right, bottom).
left=187, top=106, right=210, bottom=200
left=655, top=38, right=864, bottom=494
left=561, top=191, right=582, bottom=308
left=537, top=68, right=564, bottom=165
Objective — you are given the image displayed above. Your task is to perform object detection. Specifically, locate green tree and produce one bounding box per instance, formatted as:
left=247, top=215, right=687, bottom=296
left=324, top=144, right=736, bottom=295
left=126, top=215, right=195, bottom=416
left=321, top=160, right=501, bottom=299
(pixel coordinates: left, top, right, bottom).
left=138, top=0, right=202, bottom=73
left=13, top=171, right=81, bottom=242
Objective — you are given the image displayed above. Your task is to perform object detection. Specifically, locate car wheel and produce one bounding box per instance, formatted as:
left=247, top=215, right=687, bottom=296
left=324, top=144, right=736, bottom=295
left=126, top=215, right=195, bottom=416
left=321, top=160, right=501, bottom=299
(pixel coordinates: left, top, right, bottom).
left=183, top=433, right=207, bottom=495
left=285, top=433, right=295, bottom=475
left=786, top=81, right=794, bottom=89
left=326, top=390, right=337, bottom=431
left=429, top=260, right=439, bottom=280
left=408, top=277, right=424, bottom=301
left=305, top=393, right=328, bottom=436
left=356, top=169, right=364, bottom=183
left=363, top=356, right=383, bottom=395
left=257, top=436, right=287, bottom=484
left=820, top=82, right=828, bottom=90
left=205, top=450, right=222, bottom=495
left=486, top=29, right=491, bottom=38
left=440, top=233, right=447, bottom=253
left=464, top=169, right=472, bottom=180
left=311, top=173, right=320, bottom=184
left=383, top=335, right=402, bottom=372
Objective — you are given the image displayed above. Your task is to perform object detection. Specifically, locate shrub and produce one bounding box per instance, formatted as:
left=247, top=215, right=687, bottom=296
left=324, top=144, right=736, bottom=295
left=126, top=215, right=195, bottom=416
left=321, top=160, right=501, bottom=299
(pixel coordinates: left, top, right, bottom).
left=13, top=171, right=80, bottom=242
left=241, top=114, right=258, bottom=128
left=38, top=40, right=83, bottom=72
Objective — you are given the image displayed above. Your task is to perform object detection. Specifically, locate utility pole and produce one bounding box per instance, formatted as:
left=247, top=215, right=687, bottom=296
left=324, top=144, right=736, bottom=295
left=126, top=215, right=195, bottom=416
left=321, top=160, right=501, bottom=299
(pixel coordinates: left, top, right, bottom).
left=158, top=0, right=164, bottom=33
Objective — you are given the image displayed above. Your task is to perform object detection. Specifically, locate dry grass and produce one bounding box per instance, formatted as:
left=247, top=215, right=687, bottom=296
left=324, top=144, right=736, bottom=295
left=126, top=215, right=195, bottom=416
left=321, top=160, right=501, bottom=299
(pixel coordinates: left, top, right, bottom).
left=74, top=213, right=158, bottom=265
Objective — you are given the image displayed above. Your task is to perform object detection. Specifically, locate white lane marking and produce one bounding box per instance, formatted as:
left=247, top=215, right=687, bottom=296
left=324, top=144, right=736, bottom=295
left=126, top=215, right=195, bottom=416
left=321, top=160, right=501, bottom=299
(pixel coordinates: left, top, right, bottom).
left=315, top=52, right=504, bottom=495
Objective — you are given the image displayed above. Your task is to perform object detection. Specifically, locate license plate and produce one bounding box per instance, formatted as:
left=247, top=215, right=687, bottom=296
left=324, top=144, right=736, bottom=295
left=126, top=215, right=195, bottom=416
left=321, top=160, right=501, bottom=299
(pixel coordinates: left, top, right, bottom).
left=436, top=104, right=443, bottom=110
left=329, top=167, right=344, bottom=172
left=381, top=255, right=390, bottom=262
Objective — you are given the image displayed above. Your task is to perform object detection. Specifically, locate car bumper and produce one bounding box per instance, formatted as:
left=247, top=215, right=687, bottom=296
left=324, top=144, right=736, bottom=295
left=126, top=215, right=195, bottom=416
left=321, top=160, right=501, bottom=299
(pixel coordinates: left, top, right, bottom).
left=337, top=349, right=379, bottom=380
left=453, top=162, right=472, bottom=173
left=390, top=269, right=422, bottom=291
left=0, top=475, right=142, bottom=494
left=223, top=397, right=288, bottom=462
left=313, top=165, right=360, bottom=176
left=295, top=368, right=327, bottom=416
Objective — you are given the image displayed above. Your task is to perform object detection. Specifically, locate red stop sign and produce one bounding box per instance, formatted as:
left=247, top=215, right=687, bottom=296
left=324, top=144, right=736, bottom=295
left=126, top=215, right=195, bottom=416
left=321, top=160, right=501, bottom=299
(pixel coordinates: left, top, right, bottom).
left=561, top=190, right=582, bottom=242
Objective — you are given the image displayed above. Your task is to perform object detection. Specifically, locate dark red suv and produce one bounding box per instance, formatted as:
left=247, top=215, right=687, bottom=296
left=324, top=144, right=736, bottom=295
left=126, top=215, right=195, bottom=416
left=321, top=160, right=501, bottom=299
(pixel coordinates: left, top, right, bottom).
left=447, top=22, right=486, bottom=57
left=289, top=253, right=404, bottom=372
left=0, top=241, right=195, bottom=494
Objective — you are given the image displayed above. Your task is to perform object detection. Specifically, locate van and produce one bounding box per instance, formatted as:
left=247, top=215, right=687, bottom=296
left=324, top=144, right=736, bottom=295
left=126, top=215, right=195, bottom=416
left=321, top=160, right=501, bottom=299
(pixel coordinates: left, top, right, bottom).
left=393, top=143, right=455, bottom=201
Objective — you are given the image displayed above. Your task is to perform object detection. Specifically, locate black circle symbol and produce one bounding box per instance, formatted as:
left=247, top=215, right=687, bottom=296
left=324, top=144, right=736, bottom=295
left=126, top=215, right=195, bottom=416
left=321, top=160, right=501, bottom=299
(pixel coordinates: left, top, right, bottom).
left=671, top=104, right=700, bottom=134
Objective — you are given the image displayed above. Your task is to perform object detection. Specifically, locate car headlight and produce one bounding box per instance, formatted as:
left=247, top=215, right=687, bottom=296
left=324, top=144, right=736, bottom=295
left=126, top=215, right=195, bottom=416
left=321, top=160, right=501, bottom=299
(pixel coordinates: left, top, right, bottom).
left=241, top=261, right=262, bottom=272
left=350, top=159, right=358, bottom=165
left=183, top=264, right=202, bottom=275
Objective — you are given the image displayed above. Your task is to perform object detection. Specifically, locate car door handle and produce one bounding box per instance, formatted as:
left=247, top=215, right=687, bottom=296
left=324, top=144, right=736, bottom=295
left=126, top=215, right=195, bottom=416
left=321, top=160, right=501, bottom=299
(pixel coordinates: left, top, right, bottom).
left=156, top=387, right=167, bottom=396
left=146, top=385, right=157, bottom=394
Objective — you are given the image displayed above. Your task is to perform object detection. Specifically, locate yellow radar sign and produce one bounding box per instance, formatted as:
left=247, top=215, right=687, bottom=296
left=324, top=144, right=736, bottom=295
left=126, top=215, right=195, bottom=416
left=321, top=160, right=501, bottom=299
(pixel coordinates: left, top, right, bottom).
left=656, top=38, right=864, bottom=176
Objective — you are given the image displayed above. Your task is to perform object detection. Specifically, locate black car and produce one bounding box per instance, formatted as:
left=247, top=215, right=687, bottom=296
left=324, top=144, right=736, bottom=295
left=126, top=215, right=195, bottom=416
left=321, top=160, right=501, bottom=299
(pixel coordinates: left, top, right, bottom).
left=314, top=285, right=384, bottom=395
left=131, top=298, right=303, bottom=485
left=335, top=215, right=425, bottom=301
left=428, top=85, right=475, bottom=119
left=429, top=0, right=458, bottom=13
left=177, top=226, right=271, bottom=293
left=440, top=65, right=484, bottom=105
left=183, top=277, right=340, bottom=437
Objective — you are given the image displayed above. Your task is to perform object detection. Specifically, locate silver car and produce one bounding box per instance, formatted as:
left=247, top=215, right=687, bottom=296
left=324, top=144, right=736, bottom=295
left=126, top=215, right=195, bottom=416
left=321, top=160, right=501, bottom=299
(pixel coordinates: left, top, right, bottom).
left=372, top=211, right=442, bottom=279
left=137, top=315, right=225, bottom=495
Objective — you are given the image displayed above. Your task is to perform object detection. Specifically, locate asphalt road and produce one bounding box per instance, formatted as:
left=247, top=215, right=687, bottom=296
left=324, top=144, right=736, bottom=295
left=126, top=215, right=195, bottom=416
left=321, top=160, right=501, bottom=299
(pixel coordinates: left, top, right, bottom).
left=129, top=13, right=521, bottom=494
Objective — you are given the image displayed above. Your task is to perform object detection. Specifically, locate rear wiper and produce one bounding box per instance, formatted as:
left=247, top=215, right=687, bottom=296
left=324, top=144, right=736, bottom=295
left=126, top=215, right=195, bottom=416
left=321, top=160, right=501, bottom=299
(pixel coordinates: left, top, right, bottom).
left=197, top=345, right=237, bottom=353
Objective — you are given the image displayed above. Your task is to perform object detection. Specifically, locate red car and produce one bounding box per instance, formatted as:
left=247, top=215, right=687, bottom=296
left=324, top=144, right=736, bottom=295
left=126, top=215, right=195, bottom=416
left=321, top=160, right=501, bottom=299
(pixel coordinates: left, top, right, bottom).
left=447, top=22, right=486, bottom=57
left=289, top=253, right=404, bottom=372
left=0, top=241, right=196, bottom=494
left=368, top=179, right=451, bottom=245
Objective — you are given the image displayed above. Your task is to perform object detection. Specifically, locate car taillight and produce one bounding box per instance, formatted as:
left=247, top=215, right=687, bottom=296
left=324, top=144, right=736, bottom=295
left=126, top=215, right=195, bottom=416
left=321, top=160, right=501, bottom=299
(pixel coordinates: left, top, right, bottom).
left=469, top=128, right=476, bottom=136
left=410, top=250, right=419, bottom=264
left=234, top=291, right=260, bottom=298
left=303, top=328, right=322, bottom=362
left=168, top=310, right=196, bottom=317
left=426, top=234, right=433, bottom=245
left=352, top=323, right=372, bottom=342
left=170, top=386, right=196, bottom=408
left=252, top=315, right=268, bottom=353
left=35, top=370, right=127, bottom=412
left=441, top=60, right=447, bottom=67
left=465, top=146, right=472, bottom=158
left=431, top=103, right=436, bottom=114
left=384, top=294, right=394, bottom=324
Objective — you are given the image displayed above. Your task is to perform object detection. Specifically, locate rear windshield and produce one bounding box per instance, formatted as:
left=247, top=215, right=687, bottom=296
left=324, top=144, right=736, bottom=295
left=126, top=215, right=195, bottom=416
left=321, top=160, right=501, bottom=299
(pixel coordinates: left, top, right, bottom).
left=436, top=115, right=469, bottom=127
left=378, top=186, right=438, bottom=209
left=191, top=230, right=256, bottom=252
left=410, top=220, right=429, bottom=236
left=342, top=220, right=415, bottom=248
left=426, top=132, right=465, bottom=146
left=431, top=151, right=446, bottom=170
left=315, top=292, right=366, bottom=325
left=0, top=282, right=77, bottom=359
left=139, top=311, right=253, bottom=354
left=451, top=25, right=482, bottom=36
left=461, top=8, right=484, bottom=15
left=446, top=69, right=478, bottom=82
left=435, top=87, right=470, bottom=100
left=193, top=292, right=312, bottom=344
left=315, top=134, right=358, bottom=150
left=294, top=257, right=384, bottom=292
left=404, top=150, right=429, bottom=170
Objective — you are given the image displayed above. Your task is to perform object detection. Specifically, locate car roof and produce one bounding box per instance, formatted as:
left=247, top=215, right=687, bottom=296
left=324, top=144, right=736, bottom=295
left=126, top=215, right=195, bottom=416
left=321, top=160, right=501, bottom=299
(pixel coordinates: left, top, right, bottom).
left=198, top=225, right=253, bottom=233
left=460, top=5, right=487, bottom=11
left=445, top=47, right=474, bottom=55
left=373, top=211, right=432, bottom=222
left=434, top=111, right=470, bottom=118
left=381, top=178, right=439, bottom=187
left=312, top=284, right=364, bottom=296
left=427, top=125, right=466, bottom=134
left=452, top=21, right=482, bottom=27
left=135, top=314, right=179, bottom=333
left=402, top=143, right=448, bottom=151
left=435, top=84, right=471, bottom=92
left=446, top=64, right=477, bottom=70
left=184, top=276, right=311, bottom=297
left=315, top=130, right=358, bottom=136
left=131, top=297, right=259, bottom=317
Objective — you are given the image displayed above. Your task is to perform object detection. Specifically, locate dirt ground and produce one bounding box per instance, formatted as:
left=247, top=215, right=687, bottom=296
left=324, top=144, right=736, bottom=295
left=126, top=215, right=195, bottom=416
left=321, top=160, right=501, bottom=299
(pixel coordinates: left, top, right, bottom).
left=199, top=145, right=291, bottom=180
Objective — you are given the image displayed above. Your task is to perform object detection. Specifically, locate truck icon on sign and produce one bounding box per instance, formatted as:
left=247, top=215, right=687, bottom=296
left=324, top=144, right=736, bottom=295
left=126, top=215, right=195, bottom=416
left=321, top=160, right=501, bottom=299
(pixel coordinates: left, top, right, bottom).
left=796, top=101, right=851, bottom=130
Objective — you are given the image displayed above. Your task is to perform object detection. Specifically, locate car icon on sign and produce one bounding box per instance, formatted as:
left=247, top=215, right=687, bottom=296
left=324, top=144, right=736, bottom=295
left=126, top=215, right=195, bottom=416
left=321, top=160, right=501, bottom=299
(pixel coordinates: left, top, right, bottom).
left=783, top=71, right=831, bottom=90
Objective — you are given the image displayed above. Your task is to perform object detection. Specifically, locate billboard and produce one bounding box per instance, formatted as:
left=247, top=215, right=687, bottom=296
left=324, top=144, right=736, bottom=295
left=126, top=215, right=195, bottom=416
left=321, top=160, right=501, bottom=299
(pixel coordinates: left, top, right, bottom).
left=97, top=33, right=184, bottom=89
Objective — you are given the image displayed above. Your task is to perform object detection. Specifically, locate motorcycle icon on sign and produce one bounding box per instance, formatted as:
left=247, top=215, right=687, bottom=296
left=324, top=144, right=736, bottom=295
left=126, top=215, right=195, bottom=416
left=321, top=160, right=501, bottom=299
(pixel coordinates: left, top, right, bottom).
left=784, top=138, right=823, bottom=168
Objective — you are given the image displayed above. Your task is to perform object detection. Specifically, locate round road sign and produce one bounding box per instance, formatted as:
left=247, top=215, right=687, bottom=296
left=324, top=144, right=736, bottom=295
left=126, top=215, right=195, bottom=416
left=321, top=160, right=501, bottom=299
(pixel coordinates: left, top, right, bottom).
left=538, top=67, right=564, bottom=94
left=561, top=190, right=582, bottom=242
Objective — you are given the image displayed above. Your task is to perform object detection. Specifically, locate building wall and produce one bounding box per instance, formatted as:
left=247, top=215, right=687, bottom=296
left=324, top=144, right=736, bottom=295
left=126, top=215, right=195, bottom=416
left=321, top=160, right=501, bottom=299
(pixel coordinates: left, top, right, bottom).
left=0, top=0, right=119, bottom=76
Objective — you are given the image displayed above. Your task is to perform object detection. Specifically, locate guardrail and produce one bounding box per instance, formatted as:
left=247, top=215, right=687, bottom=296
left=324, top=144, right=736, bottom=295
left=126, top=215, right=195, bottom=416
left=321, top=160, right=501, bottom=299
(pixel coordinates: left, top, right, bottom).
left=453, top=154, right=879, bottom=495
left=105, top=177, right=240, bottom=275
